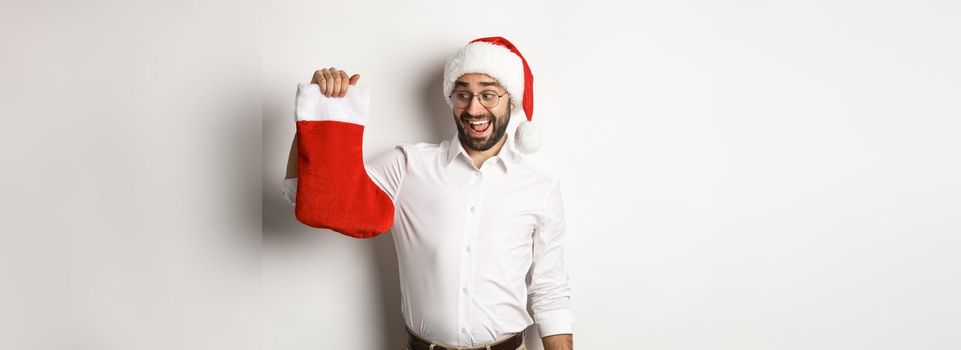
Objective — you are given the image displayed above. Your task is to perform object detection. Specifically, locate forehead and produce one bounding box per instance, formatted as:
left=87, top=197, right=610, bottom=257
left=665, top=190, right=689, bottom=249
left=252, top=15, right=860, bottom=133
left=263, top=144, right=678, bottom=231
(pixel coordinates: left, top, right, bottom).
left=454, top=73, right=504, bottom=90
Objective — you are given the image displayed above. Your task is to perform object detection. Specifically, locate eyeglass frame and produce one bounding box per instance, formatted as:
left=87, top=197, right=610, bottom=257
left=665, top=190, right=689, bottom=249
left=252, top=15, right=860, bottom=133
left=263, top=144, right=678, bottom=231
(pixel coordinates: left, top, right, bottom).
left=447, top=90, right=509, bottom=109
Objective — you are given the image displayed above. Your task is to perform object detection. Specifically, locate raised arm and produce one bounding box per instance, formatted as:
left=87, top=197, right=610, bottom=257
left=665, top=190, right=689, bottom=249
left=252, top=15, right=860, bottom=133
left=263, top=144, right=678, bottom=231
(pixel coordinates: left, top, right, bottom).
left=285, top=133, right=298, bottom=180
left=281, top=134, right=299, bottom=206
left=286, top=68, right=358, bottom=179
left=282, top=67, right=406, bottom=238
left=282, top=68, right=360, bottom=204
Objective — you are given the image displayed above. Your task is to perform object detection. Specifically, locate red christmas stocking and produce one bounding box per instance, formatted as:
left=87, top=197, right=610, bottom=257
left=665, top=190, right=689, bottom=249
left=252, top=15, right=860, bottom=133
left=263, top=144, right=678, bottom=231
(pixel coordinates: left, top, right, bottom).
left=293, top=84, right=394, bottom=238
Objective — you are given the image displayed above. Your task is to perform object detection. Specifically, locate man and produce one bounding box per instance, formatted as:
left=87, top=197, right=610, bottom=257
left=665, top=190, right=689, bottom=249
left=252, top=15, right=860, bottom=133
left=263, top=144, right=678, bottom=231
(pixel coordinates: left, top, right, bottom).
left=282, top=37, right=574, bottom=350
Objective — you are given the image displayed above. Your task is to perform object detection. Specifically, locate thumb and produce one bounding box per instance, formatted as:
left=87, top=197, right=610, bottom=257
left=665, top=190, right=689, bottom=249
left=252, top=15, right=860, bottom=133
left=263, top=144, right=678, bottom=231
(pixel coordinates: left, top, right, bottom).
left=349, top=74, right=360, bottom=85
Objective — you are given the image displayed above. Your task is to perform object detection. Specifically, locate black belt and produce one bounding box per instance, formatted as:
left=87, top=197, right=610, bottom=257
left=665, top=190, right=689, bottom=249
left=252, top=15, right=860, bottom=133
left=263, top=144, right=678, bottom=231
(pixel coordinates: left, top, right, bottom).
left=406, top=327, right=524, bottom=350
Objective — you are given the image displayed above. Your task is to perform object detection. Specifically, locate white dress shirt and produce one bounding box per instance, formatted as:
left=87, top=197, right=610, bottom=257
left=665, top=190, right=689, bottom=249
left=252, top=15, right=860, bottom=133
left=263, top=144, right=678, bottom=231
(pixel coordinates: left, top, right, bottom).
left=283, top=131, right=574, bottom=347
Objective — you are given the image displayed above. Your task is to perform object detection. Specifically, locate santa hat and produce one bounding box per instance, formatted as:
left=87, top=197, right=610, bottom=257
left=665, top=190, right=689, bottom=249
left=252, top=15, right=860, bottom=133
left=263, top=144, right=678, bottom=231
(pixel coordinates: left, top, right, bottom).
left=443, top=36, right=542, bottom=153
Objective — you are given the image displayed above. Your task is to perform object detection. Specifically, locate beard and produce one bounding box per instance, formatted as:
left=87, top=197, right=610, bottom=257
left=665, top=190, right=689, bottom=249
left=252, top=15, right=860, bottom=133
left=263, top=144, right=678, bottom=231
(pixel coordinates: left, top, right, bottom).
left=455, top=107, right=511, bottom=152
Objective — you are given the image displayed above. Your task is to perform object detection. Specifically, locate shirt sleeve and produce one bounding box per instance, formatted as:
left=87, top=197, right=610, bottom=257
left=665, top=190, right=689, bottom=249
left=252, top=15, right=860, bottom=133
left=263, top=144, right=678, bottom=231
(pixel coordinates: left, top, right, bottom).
left=281, top=177, right=298, bottom=207
left=363, top=145, right=408, bottom=202
left=527, top=180, right=575, bottom=337
left=281, top=146, right=407, bottom=207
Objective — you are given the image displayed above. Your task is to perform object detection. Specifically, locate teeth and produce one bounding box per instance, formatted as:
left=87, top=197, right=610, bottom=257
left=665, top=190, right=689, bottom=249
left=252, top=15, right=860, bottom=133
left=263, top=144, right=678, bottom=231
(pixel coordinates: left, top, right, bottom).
left=468, top=120, right=489, bottom=125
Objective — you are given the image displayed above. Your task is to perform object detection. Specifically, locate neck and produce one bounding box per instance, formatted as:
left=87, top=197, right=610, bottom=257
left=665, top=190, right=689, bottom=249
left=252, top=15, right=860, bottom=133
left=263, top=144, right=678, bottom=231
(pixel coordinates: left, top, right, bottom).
left=465, top=135, right=507, bottom=169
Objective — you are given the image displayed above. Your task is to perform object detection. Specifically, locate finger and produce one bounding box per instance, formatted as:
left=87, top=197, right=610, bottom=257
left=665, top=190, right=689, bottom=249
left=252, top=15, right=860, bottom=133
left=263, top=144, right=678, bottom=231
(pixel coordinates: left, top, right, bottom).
left=349, top=74, right=360, bottom=86
left=332, top=69, right=344, bottom=97
left=322, top=68, right=335, bottom=96
left=318, top=69, right=329, bottom=94
left=338, top=70, right=349, bottom=96
left=318, top=68, right=329, bottom=95
left=313, top=69, right=327, bottom=90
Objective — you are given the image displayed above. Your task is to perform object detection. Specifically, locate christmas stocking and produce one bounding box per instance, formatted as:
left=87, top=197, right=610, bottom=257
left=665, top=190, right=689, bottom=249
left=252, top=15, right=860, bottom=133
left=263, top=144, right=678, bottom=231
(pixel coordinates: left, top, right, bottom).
left=293, top=83, right=394, bottom=238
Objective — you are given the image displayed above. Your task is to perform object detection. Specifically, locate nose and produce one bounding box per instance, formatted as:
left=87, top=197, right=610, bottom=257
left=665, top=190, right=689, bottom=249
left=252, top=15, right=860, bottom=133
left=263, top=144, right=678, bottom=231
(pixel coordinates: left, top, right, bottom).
left=466, top=96, right=487, bottom=116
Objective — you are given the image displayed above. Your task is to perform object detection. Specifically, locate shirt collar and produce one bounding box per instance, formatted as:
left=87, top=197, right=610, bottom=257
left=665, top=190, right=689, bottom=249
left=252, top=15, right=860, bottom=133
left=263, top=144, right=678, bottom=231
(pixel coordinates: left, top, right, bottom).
left=446, top=132, right=517, bottom=173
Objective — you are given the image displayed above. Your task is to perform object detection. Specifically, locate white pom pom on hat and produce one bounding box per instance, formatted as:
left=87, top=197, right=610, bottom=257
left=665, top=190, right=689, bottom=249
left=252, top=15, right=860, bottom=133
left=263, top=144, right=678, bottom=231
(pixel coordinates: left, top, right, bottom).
left=443, top=36, right=541, bottom=153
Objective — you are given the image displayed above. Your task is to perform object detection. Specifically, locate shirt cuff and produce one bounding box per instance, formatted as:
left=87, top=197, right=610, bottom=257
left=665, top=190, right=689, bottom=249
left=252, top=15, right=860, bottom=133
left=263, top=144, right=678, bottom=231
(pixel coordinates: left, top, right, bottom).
left=534, top=308, right=574, bottom=337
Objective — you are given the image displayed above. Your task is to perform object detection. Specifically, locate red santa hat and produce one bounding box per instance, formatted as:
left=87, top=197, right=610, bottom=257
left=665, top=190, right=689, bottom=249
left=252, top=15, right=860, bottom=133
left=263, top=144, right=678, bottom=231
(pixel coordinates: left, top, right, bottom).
left=443, top=36, right=542, bottom=153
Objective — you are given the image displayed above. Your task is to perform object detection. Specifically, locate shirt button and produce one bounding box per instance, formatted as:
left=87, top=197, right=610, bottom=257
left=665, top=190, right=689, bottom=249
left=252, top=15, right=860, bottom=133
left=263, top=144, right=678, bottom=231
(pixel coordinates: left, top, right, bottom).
left=465, top=246, right=471, bottom=253
left=461, top=328, right=467, bottom=333
left=470, top=206, right=476, bottom=213
left=462, top=287, right=468, bottom=294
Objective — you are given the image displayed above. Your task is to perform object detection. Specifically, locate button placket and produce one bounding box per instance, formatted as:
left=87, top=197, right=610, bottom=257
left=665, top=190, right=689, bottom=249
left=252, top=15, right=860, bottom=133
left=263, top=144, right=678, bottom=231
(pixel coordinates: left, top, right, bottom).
left=462, top=170, right=488, bottom=343
left=458, top=168, right=483, bottom=345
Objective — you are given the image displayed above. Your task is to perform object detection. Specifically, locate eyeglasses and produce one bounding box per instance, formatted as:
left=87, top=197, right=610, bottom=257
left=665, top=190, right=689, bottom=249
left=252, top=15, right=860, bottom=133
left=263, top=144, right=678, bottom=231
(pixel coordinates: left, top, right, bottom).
left=448, top=90, right=508, bottom=109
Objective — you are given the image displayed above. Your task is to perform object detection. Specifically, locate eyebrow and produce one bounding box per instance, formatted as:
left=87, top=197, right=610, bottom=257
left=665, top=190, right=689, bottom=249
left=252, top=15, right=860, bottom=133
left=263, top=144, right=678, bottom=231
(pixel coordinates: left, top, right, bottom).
left=454, top=80, right=503, bottom=89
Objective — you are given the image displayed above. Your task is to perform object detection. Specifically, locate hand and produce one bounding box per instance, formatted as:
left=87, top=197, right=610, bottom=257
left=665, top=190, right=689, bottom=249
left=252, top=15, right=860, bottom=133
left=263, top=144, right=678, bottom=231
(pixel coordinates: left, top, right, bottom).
left=311, top=67, right=360, bottom=97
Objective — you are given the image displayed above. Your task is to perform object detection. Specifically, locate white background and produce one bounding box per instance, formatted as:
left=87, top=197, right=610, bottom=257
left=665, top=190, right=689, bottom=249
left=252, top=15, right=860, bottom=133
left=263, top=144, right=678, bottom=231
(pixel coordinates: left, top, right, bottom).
left=4, top=1, right=960, bottom=349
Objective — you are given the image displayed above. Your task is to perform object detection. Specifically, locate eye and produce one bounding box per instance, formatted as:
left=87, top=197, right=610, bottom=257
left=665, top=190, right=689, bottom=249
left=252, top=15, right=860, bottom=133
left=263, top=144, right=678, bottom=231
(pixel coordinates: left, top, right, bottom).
left=455, top=93, right=471, bottom=101
left=480, top=93, right=496, bottom=101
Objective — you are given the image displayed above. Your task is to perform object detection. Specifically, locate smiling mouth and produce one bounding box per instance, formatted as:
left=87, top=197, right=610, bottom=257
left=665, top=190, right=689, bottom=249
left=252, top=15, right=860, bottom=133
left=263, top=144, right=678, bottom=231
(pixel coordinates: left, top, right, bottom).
left=466, top=119, right=491, bottom=133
